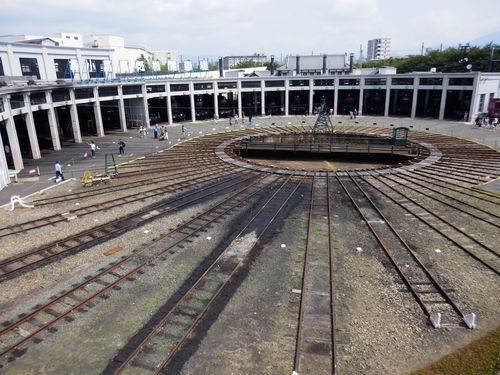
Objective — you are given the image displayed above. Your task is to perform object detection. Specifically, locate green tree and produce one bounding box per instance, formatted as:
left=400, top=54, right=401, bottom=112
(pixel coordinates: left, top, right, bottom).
left=230, top=60, right=264, bottom=69
left=263, top=61, right=282, bottom=71
left=357, top=44, right=500, bottom=73
left=136, top=54, right=151, bottom=72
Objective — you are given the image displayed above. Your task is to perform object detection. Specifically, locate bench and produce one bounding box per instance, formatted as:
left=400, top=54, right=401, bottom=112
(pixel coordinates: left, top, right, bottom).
left=8, top=169, right=21, bottom=183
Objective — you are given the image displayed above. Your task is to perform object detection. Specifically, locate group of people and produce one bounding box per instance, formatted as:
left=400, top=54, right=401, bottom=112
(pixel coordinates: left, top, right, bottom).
left=157, top=125, right=170, bottom=141
left=474, top=116, right=498, bottom=129
left=228, top=111, right=253, bottom=126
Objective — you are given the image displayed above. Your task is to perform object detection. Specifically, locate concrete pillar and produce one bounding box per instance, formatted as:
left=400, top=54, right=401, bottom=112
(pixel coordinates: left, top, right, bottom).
left=4, top=97, right=23, bottom=170
left=384, top=77, right=392, bottom=117
left=189, top=82, right=196, bottom=123
left=117, top=85, right=127, bottom=132
left=93, top=87, right=105, bottom=137
left=284, top=79, right=289, bottom=116
left=358, top=78, right=365, bottom=115
left=45, top=91, right=61, bottom=150
left=468, top=73, right=480, bottom=121
left=410, top=77, right=419, bottom=118
left=333, top=77, right=339, bottom=116
left=69, top=88, right=82, bottom=143
left=438, top=77, right=449, bottom=120
left=23, top=93, right=42, bottom=159
left=237, top=80, right=243, bottom=118
left=213, top=83, right=219, bottom=120
left=261, top=81, right=266, bottom=116
left=141, top=84, right=150, bottom=128
left=166, top=83, right=173, bottom=125
left=0, top=132, right=10, bottom=188
left=309, top=78, right=314, bottom=115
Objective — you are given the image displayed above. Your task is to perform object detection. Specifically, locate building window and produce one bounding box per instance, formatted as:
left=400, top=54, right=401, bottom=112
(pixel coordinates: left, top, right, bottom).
left=265, top=80, right=284, bottom=87
left=74, top=36, right=78, bottom=40
left=479, top=94, right=485, bottom=113
left=365, top=78, right=386, bottom=85
left=339, top=79, right=359, bottom=86
left=0, top=57, right=4, bottom=76
left=19, top=57, right=40, bottom=79
left=314, top=79, right=334, bottom=86
left=170, top=84, right=189, bottom=92
left=194, top=83, right=213, bottom=90
left=419, top=77, right=443, bottom=86
left=54, top=59, right=69, bottom=79
left=289, top=80, right=308, bottom=87
left=241, top=81, right=261, bottom=88
left=449, top=77, right=473, bottom=86
left=66, top=36, right=70, bottom=39
left=392, top=78, right=414, bottom=85
left=218, top=82, right=237, bottom=89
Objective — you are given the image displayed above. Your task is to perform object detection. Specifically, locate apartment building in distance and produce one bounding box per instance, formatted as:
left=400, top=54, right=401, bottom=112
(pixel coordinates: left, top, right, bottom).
left=367, top=38, right=391, bottom=60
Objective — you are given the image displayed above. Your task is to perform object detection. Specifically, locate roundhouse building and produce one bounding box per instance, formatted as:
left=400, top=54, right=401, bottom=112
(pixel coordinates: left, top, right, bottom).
left=1, top=71, right=499, bottom=189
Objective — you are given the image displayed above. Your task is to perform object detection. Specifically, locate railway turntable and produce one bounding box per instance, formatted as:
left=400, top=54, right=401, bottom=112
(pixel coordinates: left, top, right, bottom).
left=0, top=124, right=498, bottom=375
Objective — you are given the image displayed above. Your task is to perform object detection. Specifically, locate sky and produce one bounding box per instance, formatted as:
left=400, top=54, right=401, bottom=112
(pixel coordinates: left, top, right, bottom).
left=1, top=0, right=499, bottom=61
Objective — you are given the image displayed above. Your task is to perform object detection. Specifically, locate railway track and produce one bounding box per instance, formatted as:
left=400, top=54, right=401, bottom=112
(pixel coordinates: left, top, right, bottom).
left=337, top=173, right=476, bottom=329
left=380, top=174, right=500, bottom=228
left=103, top=174, right=305, bottom=375
left=0, top=166, right=239, bottom=238
left=0, top=173, right=283, bottom=366
left=0, top=170, right=258, bottom=281
left=357, top=174, right=500, bottom=275
left=293, top=175, right=336, bottom=375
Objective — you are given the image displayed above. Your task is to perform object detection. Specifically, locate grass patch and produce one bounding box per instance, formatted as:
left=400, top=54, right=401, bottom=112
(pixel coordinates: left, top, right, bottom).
left=411, top=326, right=500, bottom=375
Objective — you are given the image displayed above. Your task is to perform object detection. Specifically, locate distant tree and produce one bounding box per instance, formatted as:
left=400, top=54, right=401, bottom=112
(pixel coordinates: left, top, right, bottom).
left=208, top=62, right=218, bottom=71
left=136, top=54, right=152, bottom=72
left=230, top=59, right=282, bottom=71
left=230, top=60, right=264, bottom=69
left=263, top=61, right=282, bottom=71
left=356, top=44, right=500, bottom=73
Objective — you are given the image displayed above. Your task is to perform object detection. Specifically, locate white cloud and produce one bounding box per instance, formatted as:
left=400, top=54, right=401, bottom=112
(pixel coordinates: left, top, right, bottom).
left=0, top=0, right=498, bottom=57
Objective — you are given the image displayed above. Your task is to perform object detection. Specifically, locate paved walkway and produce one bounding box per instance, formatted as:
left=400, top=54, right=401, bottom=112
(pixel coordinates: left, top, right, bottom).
left=1, top=115, right=499, bottom=205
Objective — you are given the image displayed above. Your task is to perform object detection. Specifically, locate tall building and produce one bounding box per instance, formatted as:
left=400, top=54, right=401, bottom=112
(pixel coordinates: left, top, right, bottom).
left=367, top=38, right=391, bottom=60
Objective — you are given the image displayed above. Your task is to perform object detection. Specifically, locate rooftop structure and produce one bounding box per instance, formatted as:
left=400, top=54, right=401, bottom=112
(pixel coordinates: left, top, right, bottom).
left=277, top=54, right=352, bottom=76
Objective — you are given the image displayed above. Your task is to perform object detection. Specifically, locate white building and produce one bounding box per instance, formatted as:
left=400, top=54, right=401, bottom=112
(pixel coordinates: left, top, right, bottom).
left=0, top=40, right=114, bottom=81
left=152, top=50, right=178, bottom=67
left=90, top=35, right=153, bottom=74
left=367, top=38, right=391, bottom=60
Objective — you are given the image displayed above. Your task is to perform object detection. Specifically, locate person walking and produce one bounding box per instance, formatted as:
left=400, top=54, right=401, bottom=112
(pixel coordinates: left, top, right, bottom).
left=353, top=108, right=358, bottom=119
left=87, top=141, right=99, bottom=158
left=181, top=125, right=187, bottom=137
left=153, top=125, right=159, bottom=139
left=118, top=139, right=126, bottom=155
left=163, top=129, right=169, bottom=141
left=54, top=161, right=65, bottom=182
left=248, top=112, right=253, bottom=126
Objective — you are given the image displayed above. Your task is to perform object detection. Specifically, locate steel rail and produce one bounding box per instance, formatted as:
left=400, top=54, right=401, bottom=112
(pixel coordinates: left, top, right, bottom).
left=0, top=171, right=256, bottom=281
left=111, top=174, right=304, bottom=375
left=0, top=173, right=280, bottom=361
left=0, top=165, right=238, bottom=238
left=337, top=174, right=469, bottom=327
left=383, top=174, right=500, bottom=225
left=358, top=174, right=499, bottom=275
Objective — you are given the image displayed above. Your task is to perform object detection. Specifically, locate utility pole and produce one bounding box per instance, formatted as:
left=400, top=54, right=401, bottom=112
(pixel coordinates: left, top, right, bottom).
left=488, top=43, right=499, bottom=72
left=421, top=42, right=425, bottom=55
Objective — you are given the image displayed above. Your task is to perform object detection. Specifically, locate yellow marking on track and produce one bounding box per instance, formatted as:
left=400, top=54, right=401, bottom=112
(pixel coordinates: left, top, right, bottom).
left=323, top=160, right=336, bottom=171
